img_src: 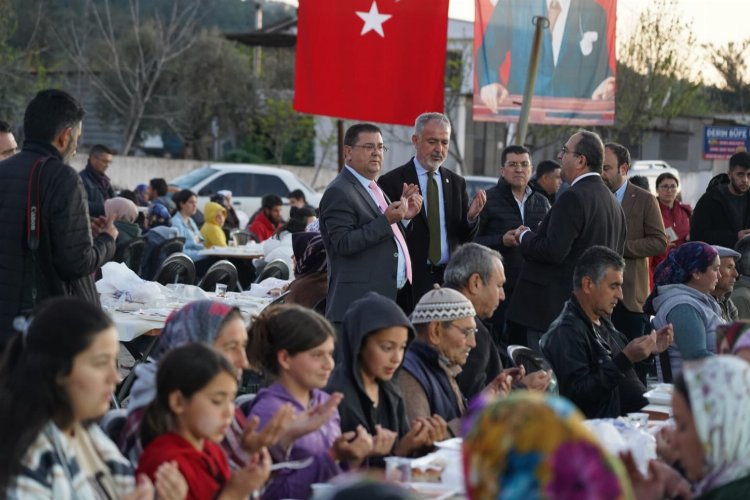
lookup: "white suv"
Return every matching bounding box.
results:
[628,160,681,194]
[170,164,322,218]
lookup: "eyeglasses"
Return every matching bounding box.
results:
[447,323,478,338]
[350,143,388,153]
[560,145,581,157]
[504,161,531,169]
[658,184,678,191]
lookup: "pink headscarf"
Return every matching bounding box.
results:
[104,197,138,223]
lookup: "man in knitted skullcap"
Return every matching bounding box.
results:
[397,286,514,436]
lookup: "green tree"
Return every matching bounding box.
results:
[153,29,257,160]
[705,39,750,114]
[252,97,314,165]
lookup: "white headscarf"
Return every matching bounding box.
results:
[682,355,750,494]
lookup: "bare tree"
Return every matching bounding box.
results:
[60,0,203,154]
[613,0,707,142]
[705,39,750,114]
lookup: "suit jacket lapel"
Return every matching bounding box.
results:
[621,182,637,218]
[342,168,381,219]
[440,166,454,224]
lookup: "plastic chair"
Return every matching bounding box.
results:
[198,259,239,292]
[153,252,196,285]
[140,236,185,280]
[507,345,559,395]
[113,237,146,274]
[255,259,290,282]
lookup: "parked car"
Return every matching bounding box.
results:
[628,160,681,195]
[464,175,497,199]
[170,164,322,219]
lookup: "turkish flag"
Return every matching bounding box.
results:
[294,0,449,126]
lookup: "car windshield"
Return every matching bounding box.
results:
[170,167,218,189]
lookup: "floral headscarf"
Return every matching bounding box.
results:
[462,392,633,500]
[152,300,238,361]
[715,321,750,354]
[682,356,750,495]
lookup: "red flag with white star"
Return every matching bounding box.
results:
[293,0,450,125]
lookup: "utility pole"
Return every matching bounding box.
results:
[515,16,548,145]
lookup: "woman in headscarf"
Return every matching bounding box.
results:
[672,356,750,498]
[462,392,634,499]
[119,300,255,467]
[283,232,328,309]
[105,196,141,247]
[644,242,724,380]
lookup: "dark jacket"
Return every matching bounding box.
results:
[401,340,463,422]
[325,292,414,464]
[691,173,750,248]
[529,176,555,205]
[540,296,647,419]
[456,315,502,399]
[79,162,114,217]
[475,178,550,291]
[507,174,626,332]
[0,141,116,341]
[378,159,479,302]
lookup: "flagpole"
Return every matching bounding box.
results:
[515,16,548,145]
[337,119,344,172]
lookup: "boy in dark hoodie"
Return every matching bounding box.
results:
[327,292,449,465]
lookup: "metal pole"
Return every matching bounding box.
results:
[337,120,344,172]
[515,16,548,145]
[254,3,263,77]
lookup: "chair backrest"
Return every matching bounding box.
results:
[153,252,196,285]
[198,259,238,292]
[114,237,146,273]
[256,259,290,282]
[140,236,186,280]
[507,345,559,395]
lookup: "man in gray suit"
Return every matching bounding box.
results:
[319,123,422,332]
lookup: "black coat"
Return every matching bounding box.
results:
[475,178,550,291]
[456,315,502,399]
[79,163,114,217]
[691,173,750,248]
[540,297,647,419]
[506,174,626,332]
[0,141,116,341]
[378,159,479,302]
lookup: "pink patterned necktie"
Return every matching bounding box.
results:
[368,181,412,283]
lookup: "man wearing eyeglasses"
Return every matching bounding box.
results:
[319,123,422,338]
[505,130,626,352]
[601,142,667,383]
[475,145,550,349]
[379,112,486,313]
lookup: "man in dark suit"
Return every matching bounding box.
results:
[505,129,626,351]
[477,0,614,112]
[379,113,486,310]
[319,123,422,331]
[600,143,667,367]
